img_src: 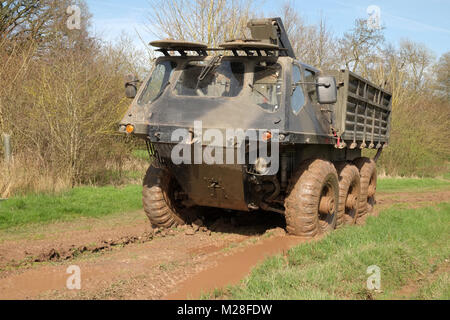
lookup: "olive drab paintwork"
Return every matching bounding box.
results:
[119,17,392,213]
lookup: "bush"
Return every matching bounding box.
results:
[368,96,450,177]
[0,30,149,196]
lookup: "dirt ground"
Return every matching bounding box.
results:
[0,190,448,300]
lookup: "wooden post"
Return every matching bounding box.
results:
[2,133,11,163]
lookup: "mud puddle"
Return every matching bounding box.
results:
[164,233,307,299]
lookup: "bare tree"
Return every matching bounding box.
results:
[0,0,44,39]
[434,51,450,100]
[146,0,257,47]
[398,39,435,92]
[0,0,139,188]
[360,44,409,107]
[338,19,384,72]
[1,0,90,43]
[279,2,337,69]
[0,0,92,132]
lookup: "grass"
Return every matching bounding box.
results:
[0,185,143,230]
[377,177,450,192]
[412,272,450,299]
[132,149,151,161]
[443,171,450,180]
[0,175,448,232]
[220,202,450,300]
[0,173,448,228]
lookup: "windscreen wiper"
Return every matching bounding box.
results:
[249,84,270,103]
[196,55,222,88]
[153,81,171,102]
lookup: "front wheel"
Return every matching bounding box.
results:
[142,165,196,228]
[285,159,339,237]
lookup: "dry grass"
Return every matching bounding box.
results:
[0,152,148,198]
[0,155,71,198]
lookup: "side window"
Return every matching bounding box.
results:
[251,62,282,112]
[304,69,317,103]
[291,65,305,114]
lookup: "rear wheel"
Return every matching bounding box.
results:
[142,165,196,228]
[285,159,339,237]
[335,163,360,227]
[354,157,377,217]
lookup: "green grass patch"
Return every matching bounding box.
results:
[224,202,450,300]
[132,149,151,161]
[0,185,143,230]
[442,171,450,180]
[377,177,450,192]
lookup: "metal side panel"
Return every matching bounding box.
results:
[328,69,392,149]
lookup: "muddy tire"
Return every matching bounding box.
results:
[285,159,339,237]
[142,165,196,228]
[335,162,361,228]
[353,157,377,217]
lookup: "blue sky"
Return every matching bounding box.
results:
[87,0,450,58]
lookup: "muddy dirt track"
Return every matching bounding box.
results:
[0,190,448,300]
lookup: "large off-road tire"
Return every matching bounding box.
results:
[353,157,377,217]
[335,162,361,228]
[142,165,196,228]
[285,159,339,237]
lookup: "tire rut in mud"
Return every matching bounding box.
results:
[1,209,285,271]
[2,232,156,270]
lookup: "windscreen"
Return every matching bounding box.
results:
[138,60,177,105]
[175,60,245,97]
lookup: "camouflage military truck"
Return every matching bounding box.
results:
[119,18,392,237]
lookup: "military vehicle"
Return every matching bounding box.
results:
[119,18,392,237]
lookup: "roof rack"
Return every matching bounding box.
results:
[150,40,208,56]
[150,17,296,58]
[150,39,287,57]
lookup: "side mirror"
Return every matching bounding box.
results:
[316,76,337,104]
[125,74,139,99]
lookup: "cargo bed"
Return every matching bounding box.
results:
[329,69,392,149]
